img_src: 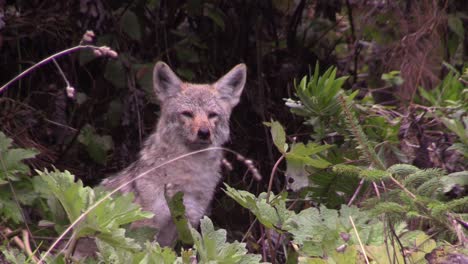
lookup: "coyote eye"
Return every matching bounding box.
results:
[181,111,193,118]
[208,112,218,119]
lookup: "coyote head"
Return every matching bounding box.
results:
[152,62,247,150]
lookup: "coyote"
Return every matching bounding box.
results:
[102,61,247,246]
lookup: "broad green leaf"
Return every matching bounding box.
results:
[126,226,158,247]
[166,191,193,244]
[121,10,141,41]
[191,216,262,263]
[264,120,288,153]
[285,143,332,191]
[0,132,38,183]
[97,240,177,264]
[223,184,293,230]
[284,205,384,259]
[35,169,152,251]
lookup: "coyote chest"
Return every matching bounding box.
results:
[102,61,247,246]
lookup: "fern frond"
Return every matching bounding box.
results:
[402,168,443,189]
[431,196,468,217]
[338,95,385,170]
[387,164,420,179]
[359,169,391,181]
[332,164,362,177]
[416,177,443,197]
[371,202,407,215]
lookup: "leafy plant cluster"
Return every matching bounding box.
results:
[0,136,262,263]
[1,61,467,263]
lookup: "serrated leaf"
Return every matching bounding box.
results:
[0,132,38,182]
[223,184,293,230]
[284,205,384,258]
[126,226,158,246]
[191,216,262,263]
[35,169,152,251]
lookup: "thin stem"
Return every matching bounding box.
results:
[266,155,285,203]
[241,218,258,243]
[22,229,40,263]
[0,45,101,94]
[347,178,365,206]
[372,182,381,199]
[389,175,416,199]
[349,216,370,264]
[52,59,71,87]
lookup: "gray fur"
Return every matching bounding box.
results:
[101,61,247,246]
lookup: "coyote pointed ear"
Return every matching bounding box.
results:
[214,63,247,108]
[153,61,182,101]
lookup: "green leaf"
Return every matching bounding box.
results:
[191,216,262,263]
[121,10,142,41]
[284,205,384,258]
[126,226,159,247]
[77,124,114,164]
[35,169,153,251]
[205,4,225,30]
[166,191,193,244]
[264,120,288,153]
[0,132,38,183]
[448,14,464,38]
[285,143,332,191]
[223,184,293,230]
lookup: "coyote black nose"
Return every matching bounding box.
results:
[197,128,210,140]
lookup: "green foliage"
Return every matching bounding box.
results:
[0,132,39,223]
[338,95,386,170]
[77,124,114,165]
[387,164,420,178]
[365,230,437,264]
[285,63,354,140]
[366,164,468,241]
[191,217,263,264]
[304,171,361,208]
[0,247,31,264]
[284,205,384,258]
[223,184,293,230]
[358,169,391,181]
[381,70,404,86]
[34,168,153,251]
[265,121,332,191]
[417,71,466,108]
[96,240,178,264]
[0,132,38,183]
[416,64,468,159]
[443,115,468,158]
